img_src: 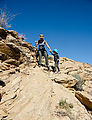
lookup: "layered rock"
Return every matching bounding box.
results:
[75,91,92,110]
[0,27,34,71]
[0,67,91,120]
[0,27,92,120]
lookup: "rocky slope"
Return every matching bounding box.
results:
[0,27,92,120]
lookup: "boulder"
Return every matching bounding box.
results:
[4,59,19,66]
[51,83,91,120]
[6,42,21,60]
[8,30,18,38]
[52,73,78,88]
[75,91,92,110]
[6,34,16,42]
[0,27,7,39]
[0,42,20,60]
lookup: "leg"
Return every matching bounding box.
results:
[54,62,57,72]
[44,51,49,66]
[39,51,42,65]
[57,61,60,72]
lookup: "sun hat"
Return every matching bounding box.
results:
[53,49,58,54]
[40,34,44,38]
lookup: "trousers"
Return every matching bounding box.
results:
[38,50,48,66]
[54,61,60,72]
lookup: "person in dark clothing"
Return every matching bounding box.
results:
[50,49,60,73]
[35,34,51,68]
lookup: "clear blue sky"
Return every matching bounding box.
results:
[0,0,92,65]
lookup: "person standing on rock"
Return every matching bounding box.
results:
[35,34,51,69]
[50,49,60,73]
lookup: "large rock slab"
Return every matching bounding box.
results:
[75,91,92,110]
[51,83,91,120]
[1,68,90,120]
[52,73,78,88]
[0,27,7,39]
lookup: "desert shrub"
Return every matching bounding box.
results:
[59,99,73,109]
[55,99,74,119]
[72,73,84,91]
[0,8,17,28]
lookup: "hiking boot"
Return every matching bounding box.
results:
[58,71,61,74]
[54,71,57,74]
[47,66,50,71]
[38,65,41,67]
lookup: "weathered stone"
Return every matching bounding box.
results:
[6,34,16,42]
[0,27,7,39]
[75,91,92,110]
[0,52,8,61]
[4,59,19,66]
[0,28,92,120]
[52,73,78,88]
[8,30,18,38]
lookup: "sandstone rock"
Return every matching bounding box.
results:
[1,62,10,70]
[0,42,13,58]
[6,34,16,42]
[52,73,78,88]
[8,30,18,38]
[0,109,8,119]
[75,91,92,110]
[3,68,90,120]
[0,93,2,101]
[18,34,24,40]
[0,52,8,61]
[61,61,79,70]
[3,92,17,101]
[0,28,92,120]
[4,59,19,66]
[52,83,91,120]
[21,42,32,50]
[83,80,92,96]
[0,27,7,39]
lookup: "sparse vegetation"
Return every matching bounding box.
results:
[55,99,74,119]
[72,73,84,91]
[0,8,17,28]
[59,99,73,109]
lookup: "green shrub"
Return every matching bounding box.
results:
[59,99,73,109]
[72,73,84,91]
[55,99,74,119]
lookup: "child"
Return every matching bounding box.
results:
[50,49,60,73]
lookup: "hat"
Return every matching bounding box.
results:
[40,34,44,38]
[53,49,58,53]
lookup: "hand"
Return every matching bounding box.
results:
[49,49,51,52]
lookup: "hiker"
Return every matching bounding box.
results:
[50,49,60,73]
[35,34,51,68]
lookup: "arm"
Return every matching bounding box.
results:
[45,41,51,51]
[57,55,59,61]
[35,41,38,47]
[49,50,54,55]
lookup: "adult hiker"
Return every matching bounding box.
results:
[35,34,51,68]
[50,49,60,73]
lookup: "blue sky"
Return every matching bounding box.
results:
[0,0,92,65]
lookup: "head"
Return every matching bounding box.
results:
[53,51,57,54]
[40,34,44,40]
[53,49,58,54]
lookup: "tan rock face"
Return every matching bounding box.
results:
[0,28,92,120]
[75,91,92,110]
[0,28,35,71]
[51,73,78,88]
[0,67,91,120]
